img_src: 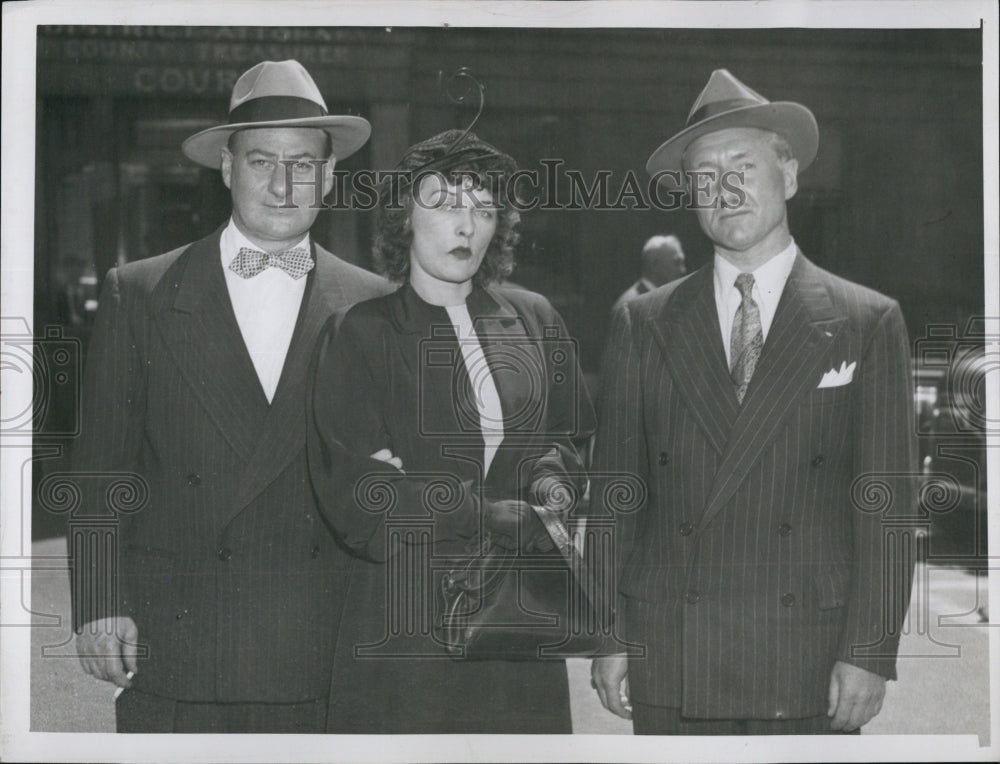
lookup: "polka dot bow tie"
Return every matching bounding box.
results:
[229,246,314,280]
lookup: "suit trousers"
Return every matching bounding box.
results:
[631,702,860,736]
[116,689,328,733]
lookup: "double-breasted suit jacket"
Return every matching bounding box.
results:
[593,253,917,720]
[70,226,391,703]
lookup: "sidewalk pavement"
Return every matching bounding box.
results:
[27,537,989,740]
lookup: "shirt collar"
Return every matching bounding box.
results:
[713,238,797,308]
[220,218,310,267]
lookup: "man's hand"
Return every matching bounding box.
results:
[827,660,886,731]
[370,448,404,472]
[76,616,138,688]
[591,653,632,720]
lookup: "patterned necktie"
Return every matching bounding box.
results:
[730,272,764,404]
[229,246,314,280]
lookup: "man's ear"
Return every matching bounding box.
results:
[782,157,799,201]
[322,155,337,199]
[220,146,234,190]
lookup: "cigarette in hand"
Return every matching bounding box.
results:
[113,671,135,699]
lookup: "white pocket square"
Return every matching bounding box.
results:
[817,361,857,388]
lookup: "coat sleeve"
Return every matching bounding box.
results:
[839,300,918,679]
[307,310,482,562]
[524,302,597,508]
[68,268,148,631]
[589,302,649,631]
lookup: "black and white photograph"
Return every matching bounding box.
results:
[1,1,997,762]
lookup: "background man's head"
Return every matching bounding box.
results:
[641,235,687,286]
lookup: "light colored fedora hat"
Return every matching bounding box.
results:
[182,60,371,169]
[646,69,818,178]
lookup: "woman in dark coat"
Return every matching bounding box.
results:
[308,129,595,733]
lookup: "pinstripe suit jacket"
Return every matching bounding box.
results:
[593,253,917,719]
[70,226,392,703]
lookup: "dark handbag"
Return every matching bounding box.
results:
[438,506,607,660]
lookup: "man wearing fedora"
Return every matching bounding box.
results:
[71,60,391,732]
[591,69,916,734]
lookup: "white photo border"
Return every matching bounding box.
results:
[2,1,998,762]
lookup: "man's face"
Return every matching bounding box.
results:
[684,127,798,263]
[661,246,687,283]
[221,127,334,251]
[646,243,687,286]
[668,249,687,281]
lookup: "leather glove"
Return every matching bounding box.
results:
[483,499,549,551]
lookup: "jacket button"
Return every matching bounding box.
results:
[311,545,321,559]
[781,592,796,607]
[217,547,232,561]
[175,612,184,620]
[679,521,694,536]
[187,473,202,486]
[685,590,700,604]
[811,455,824,468]
[778,523,792,536]
[658,451,669,466]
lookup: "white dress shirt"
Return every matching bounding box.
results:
[714,240,798,367]
[445,303,505,477]
[220,220,309,403]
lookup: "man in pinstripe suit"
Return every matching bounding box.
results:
[591,69,917,735]
[70,61,391,732]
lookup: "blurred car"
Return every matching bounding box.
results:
[915,344,989,567]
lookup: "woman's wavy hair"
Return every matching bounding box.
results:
[373,129,521,286]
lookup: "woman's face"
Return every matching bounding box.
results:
[408,175,499,292]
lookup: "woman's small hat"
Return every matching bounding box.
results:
[378,128,518,204]
[182,60,371,169]
[395,129,516,176]
[646,68,818,178]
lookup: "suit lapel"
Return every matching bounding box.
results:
[649,266,739,455]
[227,245,347,518]
[388,284,479,456]
[473,288,539,482]
[153,228,267,460]
[696,254,846,530]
